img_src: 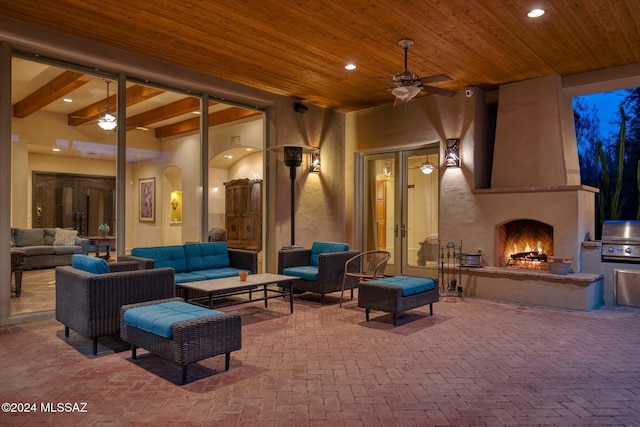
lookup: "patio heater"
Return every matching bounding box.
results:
[268,144,318,249]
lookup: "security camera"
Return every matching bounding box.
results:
[293,102,308,113]
[465,88,474,98]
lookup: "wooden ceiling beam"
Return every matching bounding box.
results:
[154,107,261,139]
[68,84,165,126]
[125,97,216,130]
[13,71,93,118]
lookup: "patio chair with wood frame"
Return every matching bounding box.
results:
[340,250,391,306]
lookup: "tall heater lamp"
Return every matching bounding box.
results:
[268,144,319,248]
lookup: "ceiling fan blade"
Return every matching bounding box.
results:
[421,85,457,97]
[419,74,452,84]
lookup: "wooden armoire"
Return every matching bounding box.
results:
[224,179,262,252]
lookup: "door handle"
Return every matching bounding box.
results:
[401,224,407,238]
[394,224,398,238]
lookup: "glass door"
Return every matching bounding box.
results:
[363,154,398,275]
[363,147,439,278]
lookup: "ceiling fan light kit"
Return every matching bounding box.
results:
[391,85,421,102]
[98,113,117,131]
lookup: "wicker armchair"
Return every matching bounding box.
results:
[55,261,175,355]
[278,242,360,304]
[339,250,390,306]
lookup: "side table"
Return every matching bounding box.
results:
[11,248,26,297]
[88,236,116,260]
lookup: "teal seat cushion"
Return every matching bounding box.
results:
[131,246,187,273]
[196,267,250,280]
[309,242,350,266]
[175,272,209,284]
[72,254,110,274]
[184,242,230,271]
[123,301,223,339]
[369,276,436,297]
[283,265,318,281]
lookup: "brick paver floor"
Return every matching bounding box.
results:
[1,293,639,426]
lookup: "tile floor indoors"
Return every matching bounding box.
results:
[1,289,639,426]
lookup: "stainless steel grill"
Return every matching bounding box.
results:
[601,220,640,262]
[601,220,640,308]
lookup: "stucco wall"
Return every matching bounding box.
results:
[265,101,347,272]
[346,91,481,253]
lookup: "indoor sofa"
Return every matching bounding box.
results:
[11,227,91,269]
[119,242,257,287]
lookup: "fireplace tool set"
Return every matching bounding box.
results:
[439,241,463,296]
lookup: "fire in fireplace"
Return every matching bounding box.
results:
[496,219,554,269]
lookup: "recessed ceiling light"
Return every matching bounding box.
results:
[63,98,73,103]
[527,8,545,18]
[224,154,233,159]
[52,148,61,152]
[246,148,253,151]
[192,111,201,115]
[345,63,357,70]
[136,126,149,131]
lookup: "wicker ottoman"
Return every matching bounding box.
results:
[121,297,242,384]
[357,276,439,326]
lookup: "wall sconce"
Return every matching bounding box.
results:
[445,138,460,167]
[310,150,321,173]
[420,161,435,174]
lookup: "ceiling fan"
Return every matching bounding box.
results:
[380,39,456,105]
[97,80,117,131]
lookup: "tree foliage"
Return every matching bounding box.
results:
[575,89,639,236]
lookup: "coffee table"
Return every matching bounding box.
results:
[178,273,298,313]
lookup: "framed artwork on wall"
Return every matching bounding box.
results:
[139,177,155,223]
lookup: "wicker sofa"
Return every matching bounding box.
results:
[11,227,91,269]
[118,242,257,287]
[55,255,175,355]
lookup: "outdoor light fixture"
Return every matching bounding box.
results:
[268,143,319,248]
[310,150,321,173]
[420,161,435,174]
[445,138,460,167]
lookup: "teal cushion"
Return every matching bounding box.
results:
[131,246,187,273]
[123,301,223,339]
[369,276,436,297]
[309,242,349,266]
[283,265,318,281]
[184,242,230,271]
[175,272,209,284]
[196,267,250,280]
[72,254,110,274]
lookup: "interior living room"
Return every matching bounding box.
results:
[1,2,640,425]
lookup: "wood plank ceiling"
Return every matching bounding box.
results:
[2,0,640,117]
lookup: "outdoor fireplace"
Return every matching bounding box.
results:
[496,219,553,269]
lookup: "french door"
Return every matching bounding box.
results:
[362,147,439,278]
